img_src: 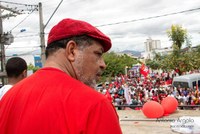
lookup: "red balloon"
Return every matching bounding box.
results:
[142,101,164,118]
[161,96,178,115]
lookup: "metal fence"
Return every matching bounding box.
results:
[114,105,200,109]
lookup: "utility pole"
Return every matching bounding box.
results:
[0,2,23,85]
[0,4,6,84]
[39,0,63,66]
[39,2,46,66]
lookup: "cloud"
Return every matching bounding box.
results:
[2,0,200,55]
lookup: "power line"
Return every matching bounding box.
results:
[0,1,38,14]
[12,7,200,39]
[44,0,63,28]
[96,7,200,27]
[7,6,200,39]
[0,1,37,6]
[9,8,37,32]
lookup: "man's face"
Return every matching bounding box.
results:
[73,40,106,88]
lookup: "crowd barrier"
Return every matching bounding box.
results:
[114,105,200,109]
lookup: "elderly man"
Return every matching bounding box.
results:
[0,18,122,134]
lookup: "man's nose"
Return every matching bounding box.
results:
[99,59,106,70]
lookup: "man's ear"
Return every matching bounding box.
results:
[65,40,77,62]
[22,69,27,78]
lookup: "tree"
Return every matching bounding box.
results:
[145,59,160,70]
[167,24,189,50]
[165,24,191,74]
[101,52,138,82]
[153,52,162,61]
[28,63,40,73]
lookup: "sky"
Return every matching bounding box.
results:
[2,0,200,56]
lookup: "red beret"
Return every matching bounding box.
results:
[47,18,111,52]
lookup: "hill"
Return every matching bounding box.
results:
[120,50,142,57]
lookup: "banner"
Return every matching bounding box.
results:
[123,84,132,105]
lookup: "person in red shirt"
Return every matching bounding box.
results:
[0,18,122,134]
[152,91,159,102]
[159,91,167,102]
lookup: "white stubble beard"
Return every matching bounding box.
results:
[74,52,97,89]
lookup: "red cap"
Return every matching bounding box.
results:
[47,18,111,52]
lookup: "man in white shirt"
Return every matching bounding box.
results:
[0,57,27,100]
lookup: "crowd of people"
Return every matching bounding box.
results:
[97,70,200,110]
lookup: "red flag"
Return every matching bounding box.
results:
[140,64,149,77]
[121,74,125,84]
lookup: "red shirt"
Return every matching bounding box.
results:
[152,95,159,102]
[0,68,122,134]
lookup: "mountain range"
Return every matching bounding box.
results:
[120,50,142,57]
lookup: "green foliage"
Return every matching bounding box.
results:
[147,46,200,75]
[101,52,138,81]
[28,63,40,73]
[196,45,200,53]
[145,59,160,70]
[167,24,189,50]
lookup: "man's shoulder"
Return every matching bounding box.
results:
[0,85,13,92]
[69,81,108,103]
[0,85,13,99]
[0,85,12,89]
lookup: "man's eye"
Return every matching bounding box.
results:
[95,52,103,56]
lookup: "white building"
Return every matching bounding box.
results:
[145,38,161,52]
[143,38,161,59]
[153,47,173,57]
[142,38,173,60]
